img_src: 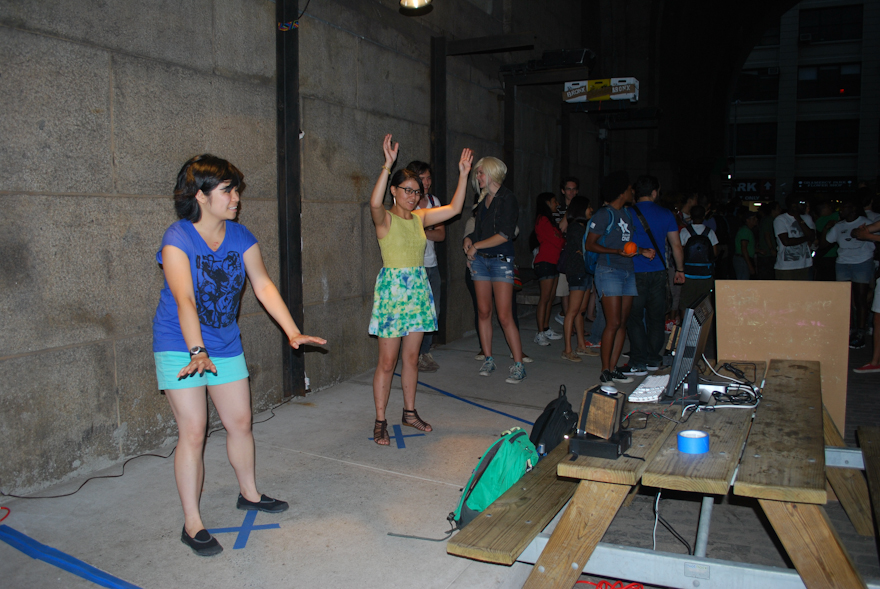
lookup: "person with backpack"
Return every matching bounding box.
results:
[585,172,655,385]
[679,205,719,309]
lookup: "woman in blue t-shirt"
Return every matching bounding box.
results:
[584,171,654,385]
[153,155,326,556]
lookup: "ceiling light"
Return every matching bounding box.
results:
[401,0,432,8]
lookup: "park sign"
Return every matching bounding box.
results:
[564,78,639,103]
[734,178,775,200]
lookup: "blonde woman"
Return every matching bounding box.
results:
[463,157,526,384]
[369,135,473,445]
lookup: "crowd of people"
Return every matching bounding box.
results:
[152,140,878,556]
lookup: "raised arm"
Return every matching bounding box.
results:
[243,244,327,349]
[370,134,398,238]
[162,245,217,378]
[416,148,473,228]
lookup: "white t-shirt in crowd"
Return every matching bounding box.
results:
[825,216,875,264]
[679,224,719,247]
[774,213,816,270]
[415,194,439,268]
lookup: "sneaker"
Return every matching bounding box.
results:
[418,353,439,373]
[533,331,551,346]
[620,350,630,359]
[181,526,223,557]
[582,341,601,350]
[599,369,615,384]
[474,351,485,361]
[854,363,880,374]
[619,364,648,377]
[646,363,660,372]
[479,357,496,376]
[510,353,534,363]
[236,493,289,513]
[561,351,582,363]
[544,328,563,340]
[850,336,866,350]
[506,362,527,384]
[610,368,634,384]
[554,313,565,326]
[576,346,599,357]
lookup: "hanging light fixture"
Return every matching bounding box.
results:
[400,0,432,9]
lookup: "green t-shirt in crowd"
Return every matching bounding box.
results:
[735,225,755,258]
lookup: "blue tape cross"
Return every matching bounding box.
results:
[0,524,142,589]
[207,510,280,549]
[370,424,425,449]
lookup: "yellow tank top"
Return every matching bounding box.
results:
[378,213,427,268]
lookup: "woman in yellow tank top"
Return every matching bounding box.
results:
[368,134,473,445]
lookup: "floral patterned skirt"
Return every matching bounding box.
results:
[368,267,437,338]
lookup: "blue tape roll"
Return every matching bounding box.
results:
[677,430,709,454]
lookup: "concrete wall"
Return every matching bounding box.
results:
[0,0,584,493]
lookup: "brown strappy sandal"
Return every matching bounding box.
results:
[373,419,390,446]
[402,409,432,432]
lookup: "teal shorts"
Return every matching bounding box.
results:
[154,352,249,391]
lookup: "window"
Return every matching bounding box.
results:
[795,120,859,154]
[734,69,780,102]
[798,64,861,98]
[799,5,863,43]
[730,123,777,156]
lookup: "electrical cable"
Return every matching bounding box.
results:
[652,491,692,555]
[0,394,295,501]
[297,0,312,19]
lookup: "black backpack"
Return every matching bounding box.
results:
[682,224,715,278]
[529,385,579,453]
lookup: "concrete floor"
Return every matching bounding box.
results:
[2,318,879,589]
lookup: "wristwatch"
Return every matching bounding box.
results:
[189,346,208,358]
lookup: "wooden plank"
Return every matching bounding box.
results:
[734,360,827,504]
[760,499,866,589]
[858,426,880,538]
[447,443,578,565]
[558,405,678,485]
[522,480,630,589]
[826,409,873,536]
[642,361,763,495]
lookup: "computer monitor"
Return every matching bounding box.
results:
[664,293,714,402]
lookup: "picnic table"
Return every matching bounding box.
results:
[450,359,874,589]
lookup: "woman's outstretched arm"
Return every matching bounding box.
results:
[243,244,327,349]
[163,245,218,378]
[370,134,398,238]
[416,148,473,228]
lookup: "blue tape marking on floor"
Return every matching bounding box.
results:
[369,424,425,448]
[395,373,534,426]
[0,524,142,589]
[207,510,281,549]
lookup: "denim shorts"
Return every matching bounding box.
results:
[595,264,638,298]
[566,273,592,291]
[836,259,875,284]
[534,261,559,281]
[470,254,515,284]
[154,351,249,391]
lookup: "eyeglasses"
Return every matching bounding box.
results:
[394,186,423,197]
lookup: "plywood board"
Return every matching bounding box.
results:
[715,280,850,432]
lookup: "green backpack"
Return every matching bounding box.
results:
[448,427,539,529]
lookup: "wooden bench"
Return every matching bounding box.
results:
[735,359,866,589]
[446,441,578,565]
[857,426,880,540]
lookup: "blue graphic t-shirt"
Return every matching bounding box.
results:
[152,220,258,357]
[631,201,678,273]
[588,206,634,271]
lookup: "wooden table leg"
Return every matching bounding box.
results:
[523,480,629,589]
[759,499,866,589]
[826,407,874,536]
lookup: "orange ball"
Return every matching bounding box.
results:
[624,242,638,255]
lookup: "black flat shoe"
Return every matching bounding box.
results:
[236,493,289,513]
[181,526,223,557]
